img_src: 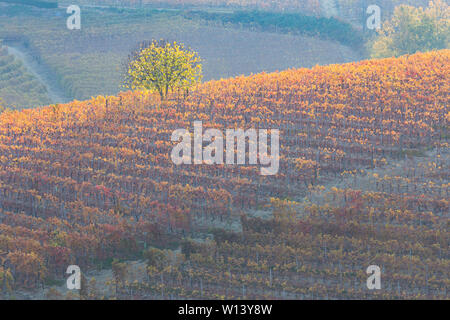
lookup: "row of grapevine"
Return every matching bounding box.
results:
[0,50,448,292]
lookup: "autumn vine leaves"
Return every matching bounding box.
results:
[0,50,448,296]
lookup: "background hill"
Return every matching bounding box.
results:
[62,0,432,22]
[0,3,361,108]
[0,50,448,299]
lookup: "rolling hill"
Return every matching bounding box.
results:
[0,50,448,298]
[0,3,361,103]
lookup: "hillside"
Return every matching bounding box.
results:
[0,50,448,299]
[0,3,361,103]
[0,46,51,109]
[63,0,432,22]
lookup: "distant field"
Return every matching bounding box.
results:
[0,46,51,109]
[0,4,361,103]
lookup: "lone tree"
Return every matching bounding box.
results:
[123,40,202,100]
[370,0,449,58]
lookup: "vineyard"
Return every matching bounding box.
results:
[0,50,448,298]
[0,46,51,109]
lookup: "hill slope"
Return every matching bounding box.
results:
[0,50,448,298]
[0,46,51,109]
[0,4,361,103]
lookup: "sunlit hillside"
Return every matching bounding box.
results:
[0,50,448,299]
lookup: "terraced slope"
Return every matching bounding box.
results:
[0,50,448,298]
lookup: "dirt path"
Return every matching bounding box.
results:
[6,45,71,104]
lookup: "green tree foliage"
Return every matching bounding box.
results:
[123,40,202,100]
[371,0,449,58]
